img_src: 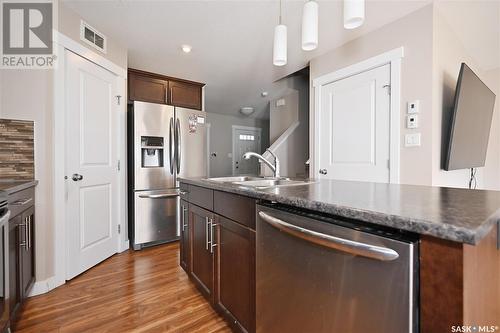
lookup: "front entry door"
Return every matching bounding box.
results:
[232,127,261,175]
[65,50,119,280]
[317,64,391,183]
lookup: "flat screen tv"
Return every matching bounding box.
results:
[444,63,496,171]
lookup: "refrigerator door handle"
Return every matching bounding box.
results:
[169,117,175,175]
[176,118,181,174]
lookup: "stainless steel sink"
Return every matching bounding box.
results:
[205,176,263,183]
[233,179,315,188]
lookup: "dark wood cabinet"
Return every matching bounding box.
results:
[8,214,22,319]
[7,186,36,328]
[189,204,215,300]
[128,68,204,110]
[181,184,256,333]
[128,72,168,104]
[169,80,202,110]
[214,216,255,333]
[179,200,190,272]
[20,207,35,298]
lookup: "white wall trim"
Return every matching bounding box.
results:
[311,47,403,183]
[231,125,262,175]
[54,32,126,78]
[28,276,65,297]
[51,34,127,296]
[206,123,211,177]
[262,121,300,159]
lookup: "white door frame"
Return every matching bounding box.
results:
[311,47,404,184]
[231,125,262,175]
[44,32,128,295]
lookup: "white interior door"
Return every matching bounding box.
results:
[317,64,391,182]
[65,50,119,280]
[232,127,261,175]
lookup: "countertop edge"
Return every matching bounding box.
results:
[179,178,500,245]
[1,180,39,194]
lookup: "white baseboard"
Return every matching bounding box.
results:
[28,276,66,297]
[119,240,129,253]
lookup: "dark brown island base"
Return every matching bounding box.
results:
[179,178,500,333]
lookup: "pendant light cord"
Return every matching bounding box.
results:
[279,0,282,24]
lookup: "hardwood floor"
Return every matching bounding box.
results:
[14,242,231,333]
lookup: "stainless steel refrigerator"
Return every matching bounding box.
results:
[128,101,207,250]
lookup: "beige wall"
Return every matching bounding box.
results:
[432,6,500,190]
[58,2,127,69]
[310,5,434,185]
[0,70,54,280]
[270,92,299,144]
[0,1,127,282]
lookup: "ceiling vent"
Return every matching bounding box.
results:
[80,20,106,53]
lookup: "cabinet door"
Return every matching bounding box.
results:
[8,215,23,318]
[128,72,168,104]
[214,216,255,333]
[169,80,202,110]
[179,200,190,272]
[189,204,214,300]
[20,207,35,298]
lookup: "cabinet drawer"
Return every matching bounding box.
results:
[179,182,189,201]
[8,187,34,218]
[188,185,213,211]
[214,191,256,229]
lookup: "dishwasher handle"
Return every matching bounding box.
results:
[138,193,179,199]
[258,211,399,261]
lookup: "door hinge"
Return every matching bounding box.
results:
[387,159,391,169]
[117,160,121,171]
[116,95,122,105]
[383,84,391,95]
[118,225,121,234]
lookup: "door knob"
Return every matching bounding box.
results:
[72,173,84,181]
[319,169,328,175]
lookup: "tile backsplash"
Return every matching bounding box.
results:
[0,119,34,180]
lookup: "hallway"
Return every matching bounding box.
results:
[14,243,230,333]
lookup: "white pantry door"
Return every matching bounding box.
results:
[317,64,391,182]
[65,50,119,280]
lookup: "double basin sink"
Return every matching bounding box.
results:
[205,176,314,189]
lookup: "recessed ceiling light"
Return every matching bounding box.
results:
[181,45,192,53]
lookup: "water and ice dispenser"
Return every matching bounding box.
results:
[141,136,164,168]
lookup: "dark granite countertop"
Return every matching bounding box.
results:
[0,179,38,194]
[179,177,500,245]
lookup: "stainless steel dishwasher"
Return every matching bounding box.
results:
[256,204,418,333]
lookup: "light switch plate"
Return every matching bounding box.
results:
[407,100,420,114]
[405,133,421,147]
[407,114,419,129]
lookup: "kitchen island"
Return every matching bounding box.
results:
[179,177,500,333]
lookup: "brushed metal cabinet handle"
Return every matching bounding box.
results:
[205,216,210,250]
[182,206,188,232]
[258,211,399,261]
[10,198,32,206]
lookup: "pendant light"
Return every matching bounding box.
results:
[273,0,287,66]
[344,0,365,29]
[301,0,318,51]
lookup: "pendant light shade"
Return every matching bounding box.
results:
[344,0,365,29]
[301,0,318,51]
[273,24,287,66]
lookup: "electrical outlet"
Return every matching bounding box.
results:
[405,133,421,147]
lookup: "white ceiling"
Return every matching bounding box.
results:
[63,0,435,118]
